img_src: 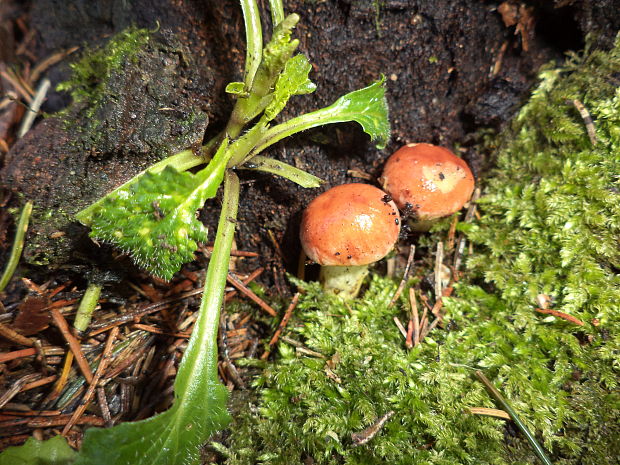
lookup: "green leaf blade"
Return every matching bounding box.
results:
[321,77,390,149]
[0,436,77,465]
[251,78,391,158]
[86,143,229,280]
[75,381,229,465]
[88,167,208,280]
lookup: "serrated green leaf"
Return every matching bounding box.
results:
[260,13,300,79]
[251,78,391,156]
[87,141,230,280]
[0,436,77,465]
[230,13,301,126]
[264,54,316,121]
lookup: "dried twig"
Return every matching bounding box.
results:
[0,346,63,364]
[434,241,444,299]
[351,411,395,446]
[20,375,57,392]
[132,323,191,338]
[17,78,51,138]
[281,336,326,359]
[62,327,119,434]
[29,47,79,84]
[204,245,259,257]
[389,246,415,307]
[227,272,277,317]
[567,99,597,146]
[535,308,584,326]
[50,308,94,384]
[261,293,301,360]
[0,373,41,408]
[97,387,113,426]
[408,287,420,348]
[467,407,510,420]
[393,317,407,339]
[0,322,34,346]
[224,267,264,302]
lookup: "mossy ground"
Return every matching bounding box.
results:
[57,28,151,114]
[221,38,620,464]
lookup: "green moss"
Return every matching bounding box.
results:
[224,38,620,464]
[57,28,150,114]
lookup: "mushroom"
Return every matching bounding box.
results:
[379,143,475,230]
[300,183,401,299]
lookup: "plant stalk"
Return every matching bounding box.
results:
[73,283,103,334]
[269,0,285,27]
[177,171,240,388]
[0,201,33,292]
[475,370,553,465]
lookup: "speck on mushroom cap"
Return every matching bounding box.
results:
[379,143,475,220]
[300,183,401,266]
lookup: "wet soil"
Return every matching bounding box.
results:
[1,0,619,283]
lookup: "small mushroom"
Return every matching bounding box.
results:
[379,143,475,230]
[300,183,401,299]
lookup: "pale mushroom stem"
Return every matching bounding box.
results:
[319,264,369,300]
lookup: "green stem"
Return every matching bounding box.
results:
[269,0,285,27]
[76,149,203,225]
[177,171,240,389]
[241,105,343,164]
[73,283,103,333]
[0,201,33,292]
[475,370,554,465]
[240,0,263,93]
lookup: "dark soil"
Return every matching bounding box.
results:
[1,0,618,280]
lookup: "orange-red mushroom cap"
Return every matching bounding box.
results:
[300,183,401,266]
[379,143,475,220]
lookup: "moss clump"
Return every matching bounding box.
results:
[57,28,150,113]
[223,37,620,464]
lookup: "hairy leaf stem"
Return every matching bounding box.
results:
[181,171,240,388]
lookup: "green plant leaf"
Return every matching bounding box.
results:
[250,77,391,158]
[227,13,301,131]
[86,141,230,280]
[76,149,204,227]
[74,381,229,465]
[264,54,316,121]
[0,436,77,465]
[259,13,300,81]
[75,174,240,465]
[242,155,323,187]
